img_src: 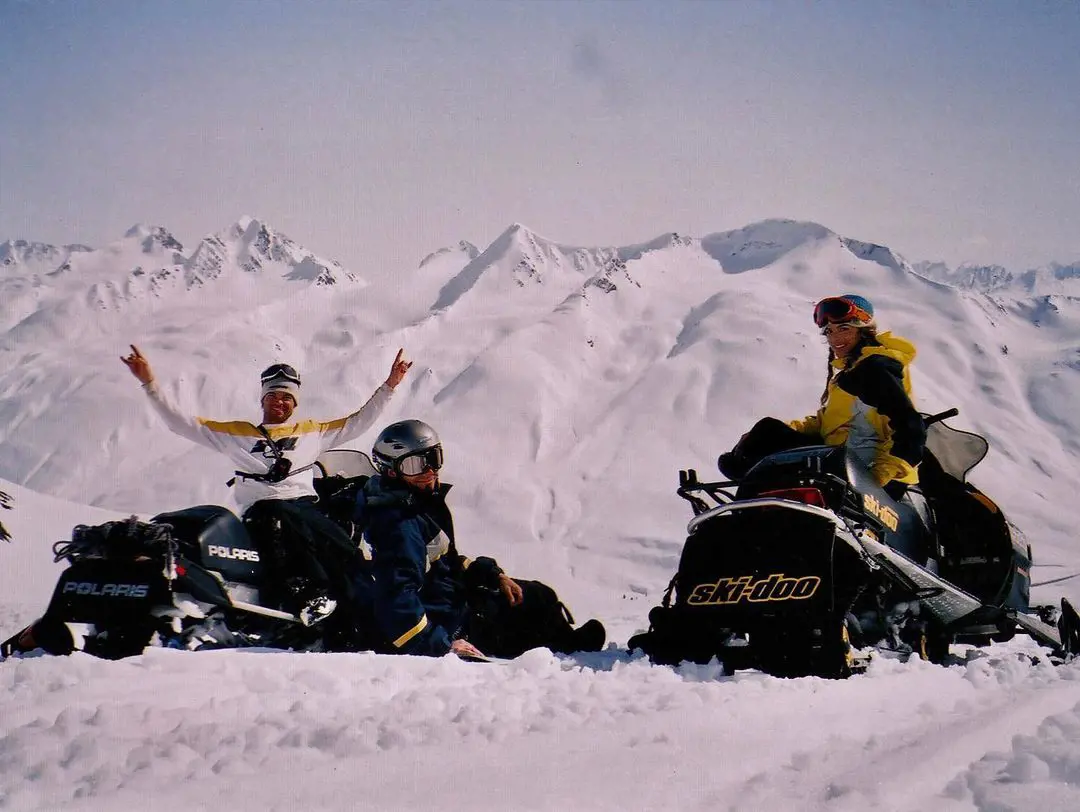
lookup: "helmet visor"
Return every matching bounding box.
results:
[395,445,444,477]
[261,363,300,386]
[813,297,871,328]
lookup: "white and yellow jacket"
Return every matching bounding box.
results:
[789,332,926,486]
[143,381,394,511]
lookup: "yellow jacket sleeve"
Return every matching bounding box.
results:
[788,414,822,437]
[870,454,918,487]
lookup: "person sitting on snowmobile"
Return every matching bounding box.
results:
[718,294,926,500]
[120,344,411,625]
[360,420,606,659]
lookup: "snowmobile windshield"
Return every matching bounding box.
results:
[315,450,379,480]
[924,419,988,481]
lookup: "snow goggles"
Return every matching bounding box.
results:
[260,363,300,386]
[813,297,873,328]
[394,445,444,477]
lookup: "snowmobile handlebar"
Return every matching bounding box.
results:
[924,408,959,427]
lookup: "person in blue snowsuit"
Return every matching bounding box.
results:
[358,420,522,658]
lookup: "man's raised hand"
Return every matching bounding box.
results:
[121,345,154,385]
[385,348,413,390]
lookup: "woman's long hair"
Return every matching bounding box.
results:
[819,325,879,406]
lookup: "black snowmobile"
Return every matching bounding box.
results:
[629,410,1080,677]
[1,450,380,661]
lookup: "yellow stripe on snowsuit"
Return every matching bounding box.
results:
[393,614,429,648]
[195,419,263,437]
[194,418,333,439]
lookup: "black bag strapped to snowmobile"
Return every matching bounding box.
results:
[466,578,604,658]
[52,516,176,564]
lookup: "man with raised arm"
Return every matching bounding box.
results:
[121,345,412,625]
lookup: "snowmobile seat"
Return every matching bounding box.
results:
[153,505,262,583]
[152,505,247,553]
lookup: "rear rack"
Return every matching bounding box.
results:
[677,467,889,539]
[686,498,841,535]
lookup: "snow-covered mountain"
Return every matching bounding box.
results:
[699,219,912,277]
[2,213,1078,605]
[915,258,1080,297]
[3,215,1080,811]
[419,239,480,269]
[182,216,360,288]
[1,239,94,272]
[430,222,639,312]
[0,217,360,334]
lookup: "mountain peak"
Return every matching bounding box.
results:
[123,223,154,240]
[500,222,557,246]
[700,219,837,274]
[122,224,184,254]
[419,240,480,269]
[181,216,357,288]
[840,236,909,275]
[232,214,259,234]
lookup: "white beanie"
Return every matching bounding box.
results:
[261,378,299,405]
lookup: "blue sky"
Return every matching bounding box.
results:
[2,0,1078,274]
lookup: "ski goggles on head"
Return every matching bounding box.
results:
[260,363,300,386]
[394,445,444,477]
[813,297,873,328]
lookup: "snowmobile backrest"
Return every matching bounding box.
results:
[151,505,262,582]
[923,418,988,482]
[311,450,378,534]
[314,449,378,480]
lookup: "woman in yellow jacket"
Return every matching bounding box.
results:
[719,294,926,500]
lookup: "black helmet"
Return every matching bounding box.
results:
[372,420,444,476]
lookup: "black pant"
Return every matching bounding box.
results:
[243,497,361,608]
[719,417,910,502]
[718,417,810,481]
